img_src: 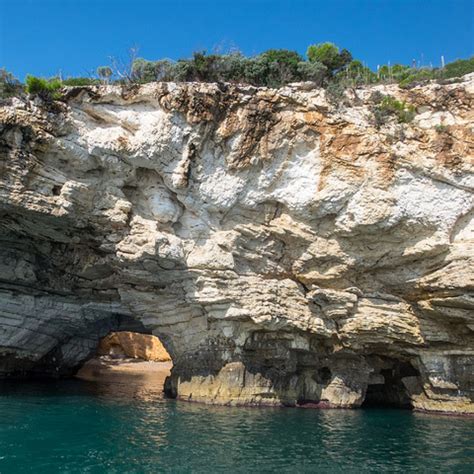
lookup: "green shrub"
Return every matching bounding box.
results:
[371,107,388,128]
[258,49,303,86]
[0,68,22,98]
[306,42,352,75]
[297,61,327,85]
[396,58,474,88]
[346,60,364,80]
[371,94,416,127]
[25,75,62,100]
[242,56,268,85]
[307,42,338,67]
[188,51,215,81]
[325,81,348,106]
[172,60,193,81]
[376,63,412,83]
[131,58,156,82]
[260,49,302,65]
[369,90,385,105]
[442,56,474,78]
[338,60,378,86]
[213,54,248,83]
[399,68,436,88]
[62,77,99,86]
[154,59,177,81]
[97,66,112,83]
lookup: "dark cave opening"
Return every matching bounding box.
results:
[362,359,419,409]
[317,366,332,384]
[52,185,62,196]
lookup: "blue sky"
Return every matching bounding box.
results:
[1,0,473,80]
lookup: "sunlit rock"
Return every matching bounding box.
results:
[0,76,473,413]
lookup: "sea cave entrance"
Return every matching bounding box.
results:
[76,331,174,395]
[361,357,419,409]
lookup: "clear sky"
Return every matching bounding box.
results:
[1,0,473,80]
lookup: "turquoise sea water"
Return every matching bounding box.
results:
[0,377,473,473]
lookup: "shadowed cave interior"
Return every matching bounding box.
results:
[361,358,420,409]
[76,332,420,409]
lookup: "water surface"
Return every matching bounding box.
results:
[0,377,472,473]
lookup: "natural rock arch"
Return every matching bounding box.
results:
[0,79,473,414]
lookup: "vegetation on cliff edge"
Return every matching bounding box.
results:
[1,44,473,102]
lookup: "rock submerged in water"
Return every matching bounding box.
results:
[0,76,473,414]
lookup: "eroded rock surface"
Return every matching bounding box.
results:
[98,331,171,361]
[0,76,473,413]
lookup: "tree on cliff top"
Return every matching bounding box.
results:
[97,66,112,84]
[307,42,352,75]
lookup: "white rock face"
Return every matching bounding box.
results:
[0,77,473,413]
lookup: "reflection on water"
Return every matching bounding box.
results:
[0,374,473,473]
[75,358,172,401]
[82,376,166,402]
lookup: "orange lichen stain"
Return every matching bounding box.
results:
[117,135,130,151]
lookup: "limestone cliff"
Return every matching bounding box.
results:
[0,75,473,413]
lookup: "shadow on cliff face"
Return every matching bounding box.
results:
[163,329,423,410]
[31,316,155,377]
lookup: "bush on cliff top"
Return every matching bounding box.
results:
[7,48,474,103]
[25,75,62,100]
[117,50,474,91]
[307,42,352,75]
[0,68,22,99]
[130,49,311,87]
[62,77,100,86]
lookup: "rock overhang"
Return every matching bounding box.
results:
[0,76,473,413]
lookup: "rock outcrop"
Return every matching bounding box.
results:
[0,76,473,413]
[98,331,171,361]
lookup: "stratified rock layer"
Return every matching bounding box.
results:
[0,76,473,413]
